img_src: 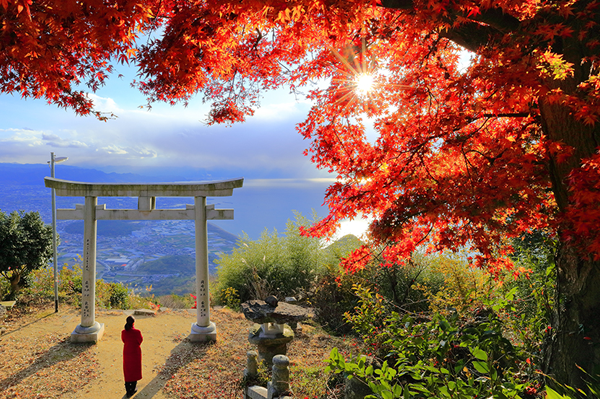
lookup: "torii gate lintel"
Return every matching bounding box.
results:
[44,177,243,343]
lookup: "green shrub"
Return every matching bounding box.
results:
[214,211,326,303]
[18,263,159,310]
[108,281,130,309]
[0,278,9,300]
[0,210,53,299]
[544,365,600,398]
[311,249,447,336]
[310,235,368,335]
[156,294,195,309]
[217,286,241,310]
[326,265,548,399]
[22,264,82,305]
[412,252,490,316]
[504,231,556,367]
[311,268,369,335]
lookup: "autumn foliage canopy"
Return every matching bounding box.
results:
[2,0,600,274]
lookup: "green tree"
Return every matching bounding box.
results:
[0,210,53,299]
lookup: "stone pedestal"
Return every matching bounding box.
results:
[248,323,294,366]
[190,321,217,342]
[71,322,105,343]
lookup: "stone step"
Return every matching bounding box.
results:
[0,301,16,310]
[133,308,156,316]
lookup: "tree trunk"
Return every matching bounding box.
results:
[8,271,21,300]
[545,245,600,391]
[538,37,600,389]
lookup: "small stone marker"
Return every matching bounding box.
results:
[245,350,259,378]
[267,355,290,399]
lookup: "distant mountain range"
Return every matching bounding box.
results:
[0,162,167,185]
[0,162,331,239]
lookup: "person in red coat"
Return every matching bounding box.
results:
[122,316,143,397]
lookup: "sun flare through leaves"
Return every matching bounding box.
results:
[354,73,375,97]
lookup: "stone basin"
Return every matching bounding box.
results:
[241,299,313,325]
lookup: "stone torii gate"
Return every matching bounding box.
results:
[44,177,243,343]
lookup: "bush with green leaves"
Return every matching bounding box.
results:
[311,246,446,336]
[23,264,83,306]
[156,293,195,309]
[23,264,156,310]
[328,306,538,398]
[324,271,553,399]
[214,211,326,303]
[310,234,367,334]
[95,279,130,309]
[0,210,53,299]
[504,231,556,368]
[544,366,600,398]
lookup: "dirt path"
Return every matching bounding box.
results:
[71,309,201,399]
[1,306,254,399]
[1,305,360,398]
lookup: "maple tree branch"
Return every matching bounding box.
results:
[482,112,532,118]
[437,24,498,54]
[379,0,521,53]
[379,0,520,31]
[464,112,535,124]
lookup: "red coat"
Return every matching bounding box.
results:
[122,327,143,382]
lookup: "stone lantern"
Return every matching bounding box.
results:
[241,297,312,366]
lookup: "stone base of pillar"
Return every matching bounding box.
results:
[190,321,217,342]
[71,322,105,343]
[245,386,268,399]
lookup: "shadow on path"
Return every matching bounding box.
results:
[1,312,55,338]
[135,337,212,399]
[0,337,92,391]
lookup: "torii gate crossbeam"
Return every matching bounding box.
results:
[44,177,243,343]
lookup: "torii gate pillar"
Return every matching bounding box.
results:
[73,196,104,342]
[190,196,215,341]
[45,177,243,343]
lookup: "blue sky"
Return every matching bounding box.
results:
[0,66,371,239]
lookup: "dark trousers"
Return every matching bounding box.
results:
[125,381,137,395]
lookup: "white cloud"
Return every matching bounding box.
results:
[88,93,122,113]
[99,145,128,155]
[254,101,306,120]
[42,133,89,148]
[0,84,323,179]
